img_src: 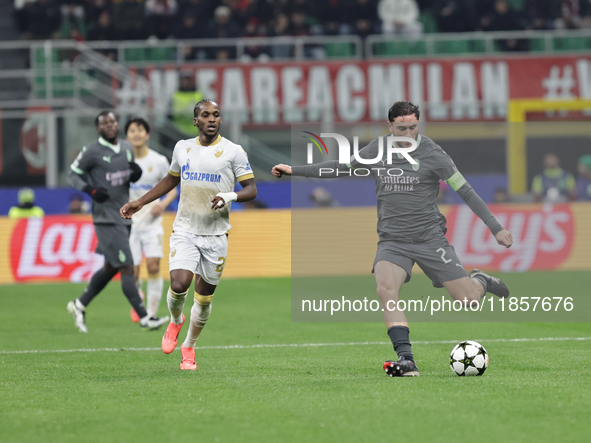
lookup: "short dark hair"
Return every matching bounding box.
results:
[125,117,150,134]
[388,101,420,122]
[193,99,218,117]
[95,110,115,126]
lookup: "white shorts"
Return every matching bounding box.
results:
[130,224,164,266]
[168,231,228,285]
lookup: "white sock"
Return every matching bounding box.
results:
[146,275,163,317]
[75,299,85,311]
[183,299,212,349]
[167,288,188,324]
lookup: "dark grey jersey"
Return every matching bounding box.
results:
[354,135,456,241]
[68,137,135,225]
[292,134,502,242]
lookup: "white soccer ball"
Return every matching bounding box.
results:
[449,340,489,376]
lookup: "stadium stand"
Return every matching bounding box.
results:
[1,0,591,191]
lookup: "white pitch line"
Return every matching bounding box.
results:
[1,336,591,355]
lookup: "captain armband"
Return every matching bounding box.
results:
[446,171,467,191]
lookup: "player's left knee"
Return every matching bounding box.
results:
[147,264,160,275]
[376,284,398,301]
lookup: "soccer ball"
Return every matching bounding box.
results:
[449,340,489,376]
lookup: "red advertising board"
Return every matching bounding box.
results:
[115,55,591,125]
[9,216,103,283]
[445,204,574,272]
[1,204,587,283]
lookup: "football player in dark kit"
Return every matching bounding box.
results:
[66,111,168,333]
[273,101,513,377]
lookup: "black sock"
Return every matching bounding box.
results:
[387,326,414,362]
[472,275,488,293]
[121,274,148,318]
[79,267,117,307]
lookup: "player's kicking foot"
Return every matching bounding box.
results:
[180,345,197,370]
[130,289,145,323]
[384,357,420,377]
[469,269,510,298]
[67,300,88,333]
[140,316,169,331]
[161,315,185,354]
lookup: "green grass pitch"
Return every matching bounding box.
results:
[1,271,590,443]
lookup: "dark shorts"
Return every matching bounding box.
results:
[373,234,468,288]
[94,223,133,267]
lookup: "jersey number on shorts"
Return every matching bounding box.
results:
[436,248,452,264]
[215,257,226,273]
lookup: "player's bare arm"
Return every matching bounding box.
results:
[121,173,180,218]
[211,178,257,210]
[272,164,292,177]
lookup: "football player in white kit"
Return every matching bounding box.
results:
[125,118,178,323]
[120,100,257,370]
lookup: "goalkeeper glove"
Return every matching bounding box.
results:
[129,162,142,183]
[83,185,109,203]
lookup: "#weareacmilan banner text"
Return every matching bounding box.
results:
[115,55,591,125]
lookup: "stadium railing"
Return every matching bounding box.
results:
[365,29,591,58]
[52,35,364,66]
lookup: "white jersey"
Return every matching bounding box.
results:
[129,148,171,229]
[169,134,254,235]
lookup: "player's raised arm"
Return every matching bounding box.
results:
[272,164,292,177]
[444,169,513,249]
[273,138,382,179]
[290,160,347,178]
[121,173,180,218]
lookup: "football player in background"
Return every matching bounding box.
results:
[125,117,178,324]
[121,100,257,370]
[66,111,168,333]
[272,101,513,377]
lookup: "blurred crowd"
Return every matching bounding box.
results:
[13,0,591,43]
[531,153,591,203]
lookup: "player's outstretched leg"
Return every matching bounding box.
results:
[469,269,509,298]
